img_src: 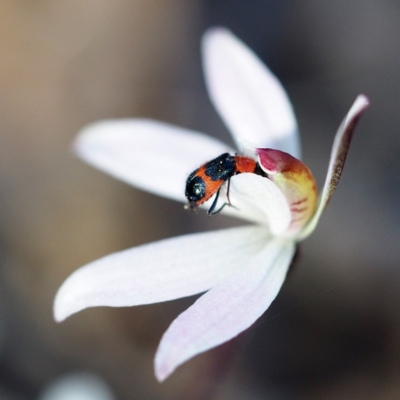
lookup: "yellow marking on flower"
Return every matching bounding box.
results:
[256,149,317,234]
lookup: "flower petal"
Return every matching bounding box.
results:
[202,28,300,158]
[256,149,317,234]
[54,226,269,322]
[299,95,370,240]
[217,173,291,234]
[74,119,234,202]
[154,237,295,381]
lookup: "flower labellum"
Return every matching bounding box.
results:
[53,28,369,382]
[256,148,318,235]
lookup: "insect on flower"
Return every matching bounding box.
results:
[53,28,369,382]
[185,152,265,214]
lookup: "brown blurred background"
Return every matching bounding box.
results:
[0,1,399,399]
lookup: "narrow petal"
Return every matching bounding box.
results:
[74,119,234,202]
[154,237,295,381]
[299,95,370,239]
[54,226,269,322]
[202,28,300,158]
[218,173,291,234]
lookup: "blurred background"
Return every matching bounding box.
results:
[0,1,399,399]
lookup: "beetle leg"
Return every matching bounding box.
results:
[208,179,238,215]
[226,176,232,205]
[208,188,222,215]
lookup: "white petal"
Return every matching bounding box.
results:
[74,119,234,202]
[299,95,370,240]
[54,226,269,322]
[154,237,295,381]
[39,373,115,400]
[218,173,291,234]
[202,28,300,158]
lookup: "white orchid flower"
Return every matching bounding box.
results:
[53,28,369,382]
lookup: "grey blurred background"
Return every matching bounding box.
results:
[0,1,399,399]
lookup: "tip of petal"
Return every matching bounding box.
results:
[349,94,370,116]
[201,27,235,68]
[72,120,114,160]
[53,284,75,323]
[53,272,91,323]
[154,364,169,383]
[202,26,231,45]
[355,93,370,107]
[154,351,177,382]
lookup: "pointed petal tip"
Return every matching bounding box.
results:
[202,26,231,42]
[201,27,233,59]
[342,95,370,130]
[53,270,94,323]
[72,123,89,156]
[352,94,370,113]
[345,94,370,129]
[72,119,109,160]
[154,349,179,382]
[53,310,66,324]
[154,362,170,383]
[53,286,75,323]
[355,93,370,105]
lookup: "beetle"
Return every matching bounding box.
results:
[185,152,264,215]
